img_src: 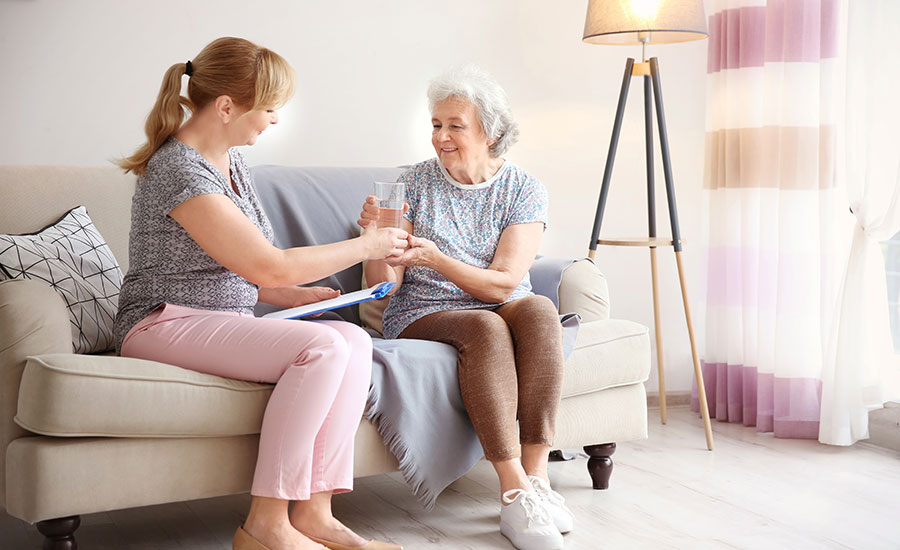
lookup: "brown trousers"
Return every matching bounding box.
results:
[399,294,565,461]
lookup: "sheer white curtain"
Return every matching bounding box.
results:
[696,0,847,438]
[819,0,900,445]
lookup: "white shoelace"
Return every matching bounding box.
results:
[502,489,552,527]
[529,476,567,507]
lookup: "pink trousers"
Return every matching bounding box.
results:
[120,303,372,501]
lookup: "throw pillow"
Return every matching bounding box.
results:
[0,206,123,353]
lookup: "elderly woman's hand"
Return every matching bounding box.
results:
[357,195,410,229]
[357,195,380,229]
[386,235,442,268]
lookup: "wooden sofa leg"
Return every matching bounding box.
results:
[36,515,80,550]
[584,442,616,490]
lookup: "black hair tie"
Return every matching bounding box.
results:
[185,60,193,77]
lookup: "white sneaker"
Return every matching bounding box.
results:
[528,475,575,534]
[499,488,564,550]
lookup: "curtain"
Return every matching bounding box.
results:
[694,0,848,438]
[819,0,900,445]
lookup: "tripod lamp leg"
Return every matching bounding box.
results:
[649,247,667,424]
[675,250,714,450]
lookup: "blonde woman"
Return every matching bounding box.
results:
[116,37,405,550]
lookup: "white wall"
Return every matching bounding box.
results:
[0,0,709,393]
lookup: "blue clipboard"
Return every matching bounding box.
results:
[262,281,396,320]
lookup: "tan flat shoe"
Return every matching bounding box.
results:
[305,534,403,550]
[233,526,271,550]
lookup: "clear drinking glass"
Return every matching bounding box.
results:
[373,181,406,228]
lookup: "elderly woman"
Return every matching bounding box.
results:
[360,66,572,550]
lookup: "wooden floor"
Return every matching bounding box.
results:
[3,407,899,549]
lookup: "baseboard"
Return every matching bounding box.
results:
[646,391,691,408]
[646,395,900,453]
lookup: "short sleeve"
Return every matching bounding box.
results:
[507,172,549,229]
[156,164,226,218]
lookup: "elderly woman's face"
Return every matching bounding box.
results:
[431,97,494,182]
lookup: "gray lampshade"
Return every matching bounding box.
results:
[583,0,708,45]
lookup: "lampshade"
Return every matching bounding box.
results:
[583,0,707,45]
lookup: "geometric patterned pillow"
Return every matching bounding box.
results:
[0,206,123,353]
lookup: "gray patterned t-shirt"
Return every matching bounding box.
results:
[113,138,274,353]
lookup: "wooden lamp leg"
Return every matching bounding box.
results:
[675,250,714,450]
[649,247,667,424]
[649,56,713,450]
[642,64,667,425]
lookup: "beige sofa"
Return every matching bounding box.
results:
[0,165,650,548]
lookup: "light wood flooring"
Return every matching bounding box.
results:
[3,407,899,549]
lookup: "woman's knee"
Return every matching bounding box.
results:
[318,321,373,376]
[291,323,351,371]
[343,322,373,354]
[522,294,558,317]
[507,295,560,332]
[453,311,515,367]
[342,323,373,377]
[465,310,511,337]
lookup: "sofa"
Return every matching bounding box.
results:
[0,164,650,549]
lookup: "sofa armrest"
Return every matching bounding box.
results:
[530,257,610,323]
[0,279,72,505]
[558,259,610,322]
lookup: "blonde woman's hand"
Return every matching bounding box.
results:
[257,285,339,315]
[294,286,340,306]
[386,235,441,268]
[292,286,340,317]
[361,223,408,260]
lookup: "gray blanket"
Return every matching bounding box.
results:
[366,337,479,508]
[366,256,582,510]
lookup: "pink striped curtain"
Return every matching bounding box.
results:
[693,0,846,438]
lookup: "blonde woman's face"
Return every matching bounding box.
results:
[234,107,279,147]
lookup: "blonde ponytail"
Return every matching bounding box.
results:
[119,37,295,176]
[119,63,193,175]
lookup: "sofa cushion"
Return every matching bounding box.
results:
[15,353,272,438]
[14,319,648,439]
[0,206,123,354]
[561,318,650,398]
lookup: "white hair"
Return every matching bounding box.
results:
[427,65,519,157]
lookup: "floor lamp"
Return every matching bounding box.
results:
[582,0,714,450]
